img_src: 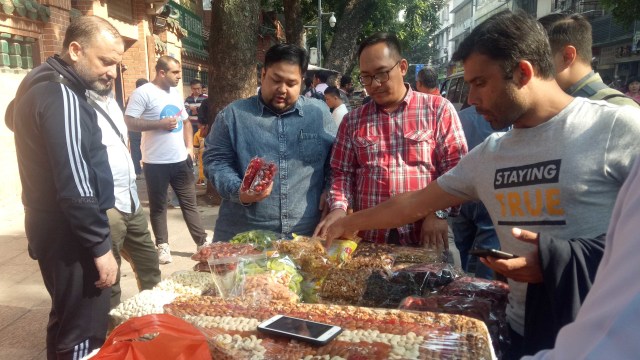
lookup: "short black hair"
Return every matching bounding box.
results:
[63,15,121,51]
[155,55,181,73]
[315,70,329,83]
[357,32,402,60]
[340,74,352,87]
[135,78,148,88]
[324,86,341,99]
[627,76,640,86]
[539,13,592,65]
[417,67,438,89]
[452,10,555,80]
[264,43,308,74]
[190,79,202,86]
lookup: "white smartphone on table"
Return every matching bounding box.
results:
[257,315,343,346]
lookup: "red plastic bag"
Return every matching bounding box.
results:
[92,314,211,360]
[240,157,277,194]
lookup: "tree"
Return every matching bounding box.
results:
[599,0,640,28]
[208,0,261,121]
[283,0,304,47]
[207,0,261,202]
[323,0,375,75]
[318,0,444,75]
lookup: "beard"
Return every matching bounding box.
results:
[75,59,113,96]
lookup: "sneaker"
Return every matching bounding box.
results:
[196,180,206,186]
[157,243,173,264]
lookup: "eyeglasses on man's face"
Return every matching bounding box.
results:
[359,60,401,86]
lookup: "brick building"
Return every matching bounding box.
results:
[0,0,210,211]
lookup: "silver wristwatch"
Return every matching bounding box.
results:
[434,210,449,220]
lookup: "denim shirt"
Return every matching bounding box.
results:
[203,94,337,241]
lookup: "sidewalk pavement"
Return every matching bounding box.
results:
[0,178,219,359]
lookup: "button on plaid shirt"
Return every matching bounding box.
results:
[328,86,468,244]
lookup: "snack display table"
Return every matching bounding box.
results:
[108,239,505,359]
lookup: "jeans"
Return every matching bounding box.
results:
[106,207,161,308]
[128,131,142,175]
[143,157,207,246]
[450,201,500,279]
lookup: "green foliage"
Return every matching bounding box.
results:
[600,0,640,28]
[288,0,445,70]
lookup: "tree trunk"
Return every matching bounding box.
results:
[324,0,373,74]
[208,0,260,119]
[283,0,304,47]
[206,0,260,202]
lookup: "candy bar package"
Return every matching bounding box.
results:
[240,157,278,194]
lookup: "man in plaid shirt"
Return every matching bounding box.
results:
[315,32,467,248]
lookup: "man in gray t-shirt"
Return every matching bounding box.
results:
[323,11,640,357]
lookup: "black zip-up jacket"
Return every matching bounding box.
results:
[5,55,114,257]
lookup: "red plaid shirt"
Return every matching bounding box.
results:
[328,86,468,244]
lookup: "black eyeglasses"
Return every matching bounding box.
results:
[359,61,400,86]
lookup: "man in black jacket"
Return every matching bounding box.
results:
[5,16,122,359]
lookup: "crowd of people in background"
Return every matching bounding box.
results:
[6,9,640,360]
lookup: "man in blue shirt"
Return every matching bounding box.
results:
[203,44,337,241]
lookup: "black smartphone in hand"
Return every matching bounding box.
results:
[469,248,518,259]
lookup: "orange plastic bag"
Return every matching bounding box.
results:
[92,314,211,360]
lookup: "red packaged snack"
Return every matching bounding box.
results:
[240,157,277,194]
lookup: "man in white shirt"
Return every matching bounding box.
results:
[124,55,209,264]
[88,90,161,308]
[324,86,348,125]
[314,70,329,94]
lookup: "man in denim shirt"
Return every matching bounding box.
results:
[203,44,337,241]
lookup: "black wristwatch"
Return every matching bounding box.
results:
[434,210,449,220]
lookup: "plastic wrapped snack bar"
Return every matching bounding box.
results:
[165,297,496,359]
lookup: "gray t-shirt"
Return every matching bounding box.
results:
[438,97,640,335]
[125,83,189,164]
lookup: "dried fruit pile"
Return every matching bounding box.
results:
[165,296,495,359]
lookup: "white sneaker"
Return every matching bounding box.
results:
[157,243,173,264]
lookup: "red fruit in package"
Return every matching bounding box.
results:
[240,157,277,194]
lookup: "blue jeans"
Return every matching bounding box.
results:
[450,201,500,279]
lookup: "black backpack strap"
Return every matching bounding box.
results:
[87,97,126,146]
[600,93,640,106]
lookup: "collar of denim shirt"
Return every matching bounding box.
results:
[255,90,305,118]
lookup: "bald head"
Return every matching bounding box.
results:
[62,16,121,54]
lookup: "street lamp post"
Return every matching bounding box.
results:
[310,0,336,67]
